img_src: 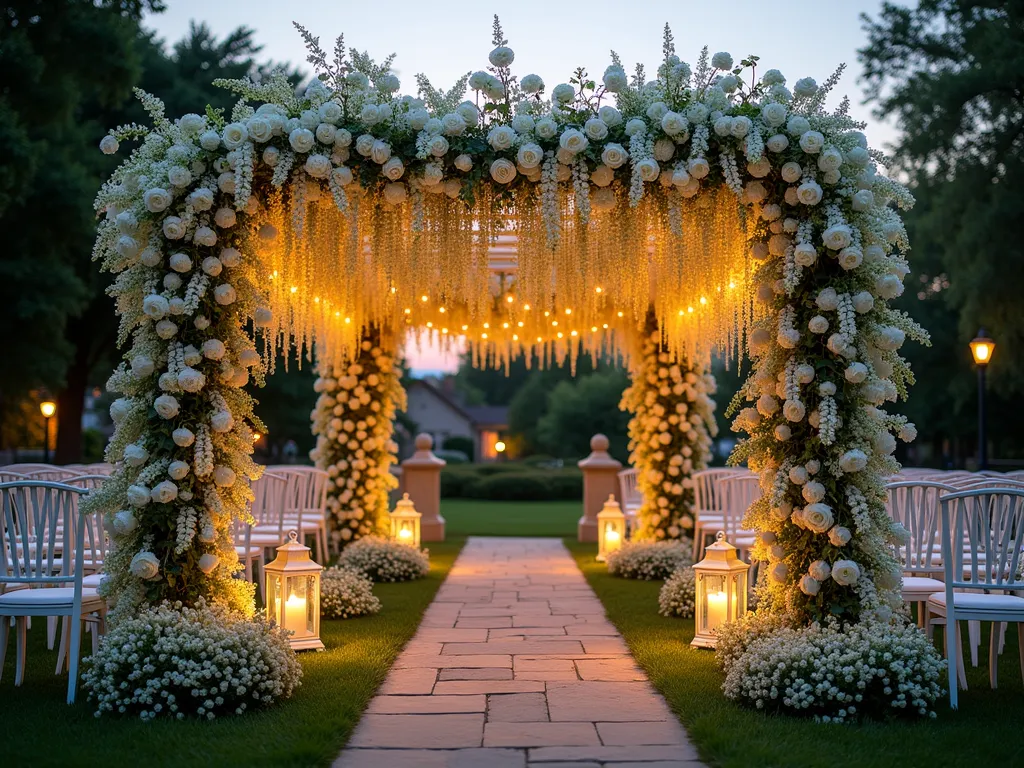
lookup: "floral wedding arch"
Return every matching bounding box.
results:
[86,19,943,719]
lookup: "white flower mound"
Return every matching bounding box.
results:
[658,567,696,618]
[337,536,430,582]
[716,617,945,722]
[606,540,693,580]
[83,600,301,721]
[320,566,382,619]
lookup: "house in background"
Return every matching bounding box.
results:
[405,378,509,462]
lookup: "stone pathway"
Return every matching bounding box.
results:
[335,537,704,768]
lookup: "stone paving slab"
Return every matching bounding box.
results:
[336,537,705,767]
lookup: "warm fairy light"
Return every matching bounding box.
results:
[570,330,578,337]
[506,295,515,303]
[439,307,445,313]
[523,304,531,311]
[344,317,351,324]
[700,297,708,305]
[565,308,572,315]
[483,322,490,329]
[403,308,411,314]
[290,286,298,294]
[595,287,603,293]
[314,296,320,303]
[420,295,428,302]
[426,321,433,328]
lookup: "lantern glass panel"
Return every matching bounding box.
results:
[398,520,414,542]
[284,574,313,638]
[701,573,728,633]
[268,574,283,625]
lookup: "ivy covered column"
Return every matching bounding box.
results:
[310,327,405,550]
[620,312,718,542]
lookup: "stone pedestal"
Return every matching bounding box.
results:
[401,433,446,542]
[577,434,622,542]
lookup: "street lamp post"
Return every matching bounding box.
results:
[969,330,995,471]
[39,401,56,464]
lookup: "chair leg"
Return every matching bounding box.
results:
[954,622,968,691]
[1018,624,1024,686]
[255,554,265,602]
[55,616,70,675]
[998,621,1007,655]
[14,616,28,686]
[968,620,980,667]
[67,615,84,705]
[691,524,702,561]
[989,622,1000,689]
[0,615,8,684]
[945,619,958,709]
[47,615,57,650]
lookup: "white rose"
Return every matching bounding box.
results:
[199,256,222,277]
[794,77,818,98]
[660,111,687,137]
[289,128,315,153]
[653,138,675,162]
[144,187,172,213]
[442,113,468,136]
[802,481,826,504]
[517,143,544,170]
[828,527,852,547]
[711,51,734,70]
[254,307,272,327]
[456,101,479,125]
[490,158,517,184]
[124,443,149,467]
[770,562,789,583]
[382,156,405,181]
[875,274,904,300]
[212,466,236,488]
[167,461,190,481]
[193,553,219,575]
[839,449,868,473]
[112,510,137,535]
[367,139,389,164]
[637,158,660,182]
[199,129,221,150]
[202,339,226,360]
[598,105,622,127]
[783,399,806,422]
[511,113,535,133]
[796,180,823,206]
[799,130,825,154]
[591,187,616,212]
[551,83,575,104]
[172,427,196,447]
[731,116,752,138]
[210,410,234,433]
[305,153,332,179]
[161,216,186,240]
[454,154,473,172]
[687,157,710,179]
[822,224,853,250]
[602,67,628,93]
[559,128,588,154]
[150,480,178,504]
[817,146,843,172]
[332,167,354,187]
[600,143,628,169]
[521,74,544,93]
[831,559,860,586]
[383,182,407,204]
[193,226,217,247]
[838,247,863,271]
[844,362,869,384]
[214,284,237,305]
[803,503,835,533]
[583,117,609,141]
[488,125,517,151]
[787,116,811,136]
[126,485,151,507]
[154,394,180,420]
[130,551,161,580]
[426,134,449,158]
[99,135,119,154]
[799,575,821,596]
[590,165,615,187]
[142,294,170,320]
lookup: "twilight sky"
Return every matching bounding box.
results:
[146,0,898,373]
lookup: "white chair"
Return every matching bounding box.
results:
[692,468,742,559]
[0,481,104,703]
[927,488,1024,708]
[249,471,291,553]
[277,467,328,564]
[716,474,760,560]
[885,481,956,630]
[616,468,641,534]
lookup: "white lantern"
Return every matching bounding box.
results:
[596,494,626,562]
[691,531,748,649]
[390,492,422,549]
[264,530,324,651]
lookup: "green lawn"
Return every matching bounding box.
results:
[566,539,1024,768]
[443,498,580,537]
[0,539,464,768]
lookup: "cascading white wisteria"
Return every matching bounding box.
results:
[310,331,404,549]
[620,314,717,541]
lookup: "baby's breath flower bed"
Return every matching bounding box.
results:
[568,539,1023,768]
[336,535,430,582]
[606,539,693,580]
[320,566,381,619]
[658,567,696,618]
[0,540,463,768]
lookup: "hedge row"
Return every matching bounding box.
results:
[441,465,583,501]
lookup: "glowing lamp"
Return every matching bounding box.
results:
[596,494,626,562]
[970,330,995,366]
[40,401,56,418]
[389,492,422,549]
[264,530,324,651]
[494,440,506,454]
[691,531,748,649]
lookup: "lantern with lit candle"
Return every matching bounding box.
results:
[390,492,422,549]
[596,494,626,562]
[691,531,748,649]
[264,530,324,651]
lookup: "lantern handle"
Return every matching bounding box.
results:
[288,529,298,543]
[715,530,726,542]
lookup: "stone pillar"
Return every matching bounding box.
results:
[578,434,622,542]
[401,433,446,542]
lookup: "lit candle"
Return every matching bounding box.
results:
[285,591,306,634]
[706,590,728,630]
[398,526,412,541]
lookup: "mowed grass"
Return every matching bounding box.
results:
[566,539,1024,768]
[0,539,464,768]
[443,498,580,537]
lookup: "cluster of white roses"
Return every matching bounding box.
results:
[82,599,302,720]
[320,566,382,619]
[716,617,945,721]
[336,536,430,582]
[620,319,717,541]
[606,540,693,581]
[658,567,696,618]
[310,335,405,549]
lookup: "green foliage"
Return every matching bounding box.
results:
[442,435,475,457]
[536,370,631,462]
[860,1,1024,395]
[441,463,582,500]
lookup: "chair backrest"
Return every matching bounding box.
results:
[0,470,28,484]
[62,474,109,492]
[885,481,957,574]
[19,467,85,481]
[718,474,761,536]
[251,472,289,531]
[617,468,640,502]
[954,477,1024,491]
[0,481,85,588]
[940,488,1024,591]
[693,468,742,513]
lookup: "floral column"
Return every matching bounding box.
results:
[310,328,405,550]
[620,313,718,541]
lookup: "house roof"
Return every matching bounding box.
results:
[406,380,509,429]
